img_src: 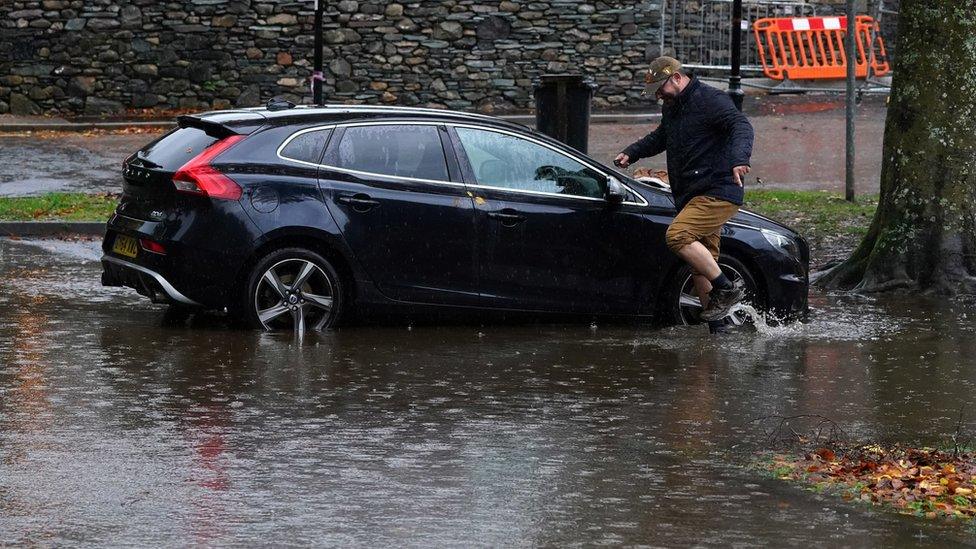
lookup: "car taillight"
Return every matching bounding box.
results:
[139,238,167,255]
[172,134,245,200]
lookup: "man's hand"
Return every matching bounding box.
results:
[614,153,631,169]
[732,165,751,187]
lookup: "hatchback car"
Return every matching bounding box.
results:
[101,103,808,332]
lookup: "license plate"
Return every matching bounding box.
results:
[112,234,139,258]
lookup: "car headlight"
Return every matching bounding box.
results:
[761,228,800,258]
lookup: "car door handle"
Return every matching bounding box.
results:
[487,210,525,227]
[336,194,379,212]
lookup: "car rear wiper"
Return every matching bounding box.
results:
[133,153,161,168]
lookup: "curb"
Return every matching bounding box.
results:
[0,112,662,133]
[0,221,106,237]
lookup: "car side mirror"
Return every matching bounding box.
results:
[606,177,626,206]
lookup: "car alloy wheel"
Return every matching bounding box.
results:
[253,257,337,332]
[676,261,755,326]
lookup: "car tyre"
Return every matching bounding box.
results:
[663,254,761,326]
[243,247,343,332]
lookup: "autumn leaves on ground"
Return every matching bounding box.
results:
[765,445,976,522]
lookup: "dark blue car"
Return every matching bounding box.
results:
[101,104,809,332]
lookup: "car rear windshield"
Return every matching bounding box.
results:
[135,127,219,171]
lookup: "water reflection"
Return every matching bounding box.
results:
[0,238,973,546]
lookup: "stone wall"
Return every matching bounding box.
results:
[0,0,897,117]
[0,0,667,116]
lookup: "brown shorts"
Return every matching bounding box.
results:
[665,195,740,274]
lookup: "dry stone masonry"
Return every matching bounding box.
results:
[0,0,675,115]
[2,1,891,116]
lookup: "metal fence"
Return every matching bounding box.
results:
[662,0,898,73]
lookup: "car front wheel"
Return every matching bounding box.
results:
[244,248,343,332]
[665,255,760,326]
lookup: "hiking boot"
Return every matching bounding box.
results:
[701,279,745,322]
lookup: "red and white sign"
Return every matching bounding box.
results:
[775,17,847,31]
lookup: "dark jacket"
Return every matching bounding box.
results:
[623,77,754,211]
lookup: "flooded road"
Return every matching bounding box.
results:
[2,238,976,546]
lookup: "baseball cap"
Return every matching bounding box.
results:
[643,56,682,96]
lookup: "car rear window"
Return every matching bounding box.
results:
[279,128,332,164]
[135,127,219,171]
[335,125,448,181]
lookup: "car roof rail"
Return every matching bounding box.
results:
[266,98,296,111]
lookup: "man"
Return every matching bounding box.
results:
[615,56,754,333]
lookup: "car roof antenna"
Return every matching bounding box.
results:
[266,97,296,111]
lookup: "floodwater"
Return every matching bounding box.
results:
[2,238,976,546]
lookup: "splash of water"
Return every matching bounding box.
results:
[729,302,793,337]
[729,297,895,341]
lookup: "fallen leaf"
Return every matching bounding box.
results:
[814,448,836,462]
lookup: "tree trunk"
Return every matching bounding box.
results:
[818,1,976,294]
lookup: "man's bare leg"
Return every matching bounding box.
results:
[681,241,720,311]
[675,241,721,280]
[678,240,743,323]
[692,275,712,309]
[694,274,728,333]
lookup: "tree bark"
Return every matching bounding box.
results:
[818,1,976,294]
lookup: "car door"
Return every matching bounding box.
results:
[318,122,479,306]
[448,124,651,314]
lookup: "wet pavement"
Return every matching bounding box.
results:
[3,238,976,546]
[0,96,886,197]
[591,97,887,194]
[0,132,150,197]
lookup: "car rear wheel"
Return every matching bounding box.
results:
[664,255,760,326]
[244,248,343,332]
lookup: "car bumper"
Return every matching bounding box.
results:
[758,239,809,320]
[100,202,257,308]
[765,271,809,320]
[101,254,202,306]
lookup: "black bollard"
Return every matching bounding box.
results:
[727,0,745,111]
[533,74,596,154]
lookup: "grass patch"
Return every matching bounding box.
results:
[0,193,118,221]
[745,189,878,237]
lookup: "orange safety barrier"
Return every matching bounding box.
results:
[753,15,890,80]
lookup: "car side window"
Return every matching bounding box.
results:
[455,127,606,199]
[280,128,332,164]
[336,125,449,181]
